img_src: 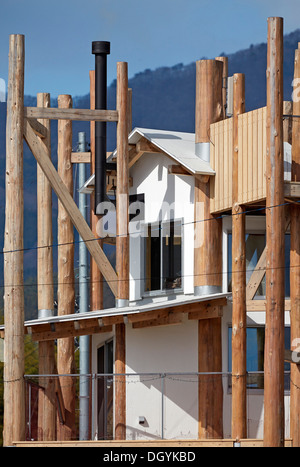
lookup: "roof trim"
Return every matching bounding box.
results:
[0,293,231,332]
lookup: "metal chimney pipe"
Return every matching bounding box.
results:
[92,41,110,215]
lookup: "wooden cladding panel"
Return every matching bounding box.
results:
[210,107,267,213]
[210,117,233,213]
[238,107,267,205]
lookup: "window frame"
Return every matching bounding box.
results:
[227,324,291,395]
[142,218,184,297]
[222,216,290,299]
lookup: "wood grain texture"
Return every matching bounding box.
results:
[36,93,56,441]
[3,34,26,447]
[264,17,285,448]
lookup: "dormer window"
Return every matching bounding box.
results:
[144,220,182,294]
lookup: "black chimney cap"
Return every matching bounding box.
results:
[92,41,110,55]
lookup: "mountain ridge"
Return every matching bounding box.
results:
[1,28,300,318]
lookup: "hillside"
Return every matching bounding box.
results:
[0,28,300,319]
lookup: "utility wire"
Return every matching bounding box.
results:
[0,198,298,257]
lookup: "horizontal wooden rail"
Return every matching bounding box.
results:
[23,119,118,297]
[10,438,294,447]
[24,106,118,122]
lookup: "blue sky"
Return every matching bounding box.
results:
[1,0,300,98]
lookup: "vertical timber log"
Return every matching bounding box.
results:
[89,70,103,312]
[36,93,56,441]
[56,94,76,440]
[290,48,300,447]
[231,73,247,441]
[115,62,128,440]
[194,59,224,439]
[215,56,228,119]
[264,17,285,447]
[3,33,25,447]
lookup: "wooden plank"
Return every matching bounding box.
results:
[71,152,91,163]
[209,124,216,213]
[23,119,118,297]
[24,106,118,122]
[55,377,66,425]
[188,306,223,320]
[246,299,291,311]
[168,164,192,176]
[25,117,47,139]
[257,107,264,200]
[246,248,267,300]
[132,312,184,329]
[252,109,258,201]
[31,325,113,342]
[246,214,290,300]
[248,110,253,202]
[284,181,300,198]
[215,56,228,119]
[136,137,160,153]
[13,438,285,448]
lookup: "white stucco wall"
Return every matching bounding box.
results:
[129,152,195,301]
[125,315,198,440]
[91,170,293,441]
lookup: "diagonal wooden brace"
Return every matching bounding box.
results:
[23,119,118,297]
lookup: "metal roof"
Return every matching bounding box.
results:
[80,127,215,194]
[0,292,231,333]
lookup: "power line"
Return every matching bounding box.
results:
[0,258,297,290]
[0,198,298,257]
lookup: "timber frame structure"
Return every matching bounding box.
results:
[1,16,300,447]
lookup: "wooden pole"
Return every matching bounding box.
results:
[231,73,247,441]
[3,33,25,447]
[116,61,129,305]
[194,59,224,439]
[215,56,228,119]
[89,70,104,312]
[115,62,128,440]
[127,88,132,133]
[290,48,300,447]
[264,16,285,447]
[56,94,76,440]
[36,92,56,441]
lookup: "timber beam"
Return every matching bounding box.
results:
[284,181,300,199]
[168,164,210,183]
[10,297,229,342]
[23,119,118,297]
[24,106,118,122]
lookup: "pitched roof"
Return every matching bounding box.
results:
[80,127,215,194]
[109,127,215,175]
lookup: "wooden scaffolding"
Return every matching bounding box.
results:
[1,16,300,447]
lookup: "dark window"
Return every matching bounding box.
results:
[228,233,290,297]
[144,220,182,292]
[228,326,290,390]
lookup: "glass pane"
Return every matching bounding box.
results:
[245,234,266,296]
[162,221,182,290]
[228,327,291,390]
[285,234,290,298]
[144,224,161,292]
[228,233,291,297]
